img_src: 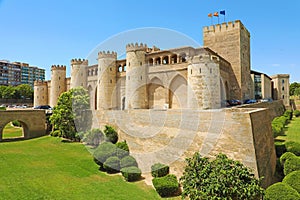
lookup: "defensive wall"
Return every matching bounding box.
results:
[0,110,46,141]
[91,101,283,188]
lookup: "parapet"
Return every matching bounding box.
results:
[126,42,148,52]
[51,65,66,70]
[98,51,117,59]
[34,80,48,86]
[71,58,88,65]
[203,20,249,34]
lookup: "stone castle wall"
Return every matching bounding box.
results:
[49,65,66,107]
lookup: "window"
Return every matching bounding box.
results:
[199,68,201,73]
[282,86,284,91]
[191,69,192,74]
[282,79,285,84]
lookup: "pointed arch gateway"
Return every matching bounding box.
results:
[148,77,165,109]
[169,75,187,109]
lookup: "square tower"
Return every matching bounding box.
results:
[271,74,290,106]
[203,20,253,100]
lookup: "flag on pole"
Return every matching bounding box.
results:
[208,13,212,17]
[213,12,219,17]
[220,10,225,15]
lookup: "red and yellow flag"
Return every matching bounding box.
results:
[208,13,212,17]
[213,12,219,17]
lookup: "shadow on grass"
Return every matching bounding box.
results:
[1,136,27,143]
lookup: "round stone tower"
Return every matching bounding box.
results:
[125,43,148,109]
[49,65,66,107]
[97,51,117,110]
[187,51,221,109]
[33,80,48,107]
[70,58,88,89]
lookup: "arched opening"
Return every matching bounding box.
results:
[148,77,165,109]
[148,58,154,66]
[162,56,169,65]
[169,75,187,109]
[94,86,98,110]
[122,97,126,110]
[155,57,161,65]
[171,55,177,64]
[118,65,122,72]
[1,120,28,141]
[180,53,187,63]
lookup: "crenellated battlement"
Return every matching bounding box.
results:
[71,58,88,65]
[98,51,117,59]
[203,20,248,34]
[51,65,66,70]
[34,80,47,86]
[126,42,148,52]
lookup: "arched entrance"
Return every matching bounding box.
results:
[1,120,29,141]
[169,75,187,109]
[148,77,165,109]
[94,86,98,110]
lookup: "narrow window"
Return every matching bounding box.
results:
[140,62,142,66]
[110,80,112,83]
[191,69,193,75]
[140,76,142,80]
[110,68,112,71]
[199,68,201,73]
[59,77,60,80]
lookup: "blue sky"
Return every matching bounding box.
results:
[0,0,299,82]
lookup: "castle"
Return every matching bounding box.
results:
[34,20,290,110]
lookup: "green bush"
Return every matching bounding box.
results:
[0,106,6,110]
[285,141,300,156]
[272,124,283,137]
[120,156,138,169]
[120,166,142,182]
[83,128,104,147]
[294,110,300,117]
[280,152,297,166]
[116,141,129,152]
[265,182,300,200]
[115,141,130,159]
[284,110,293,120]
[93,142,117,167]
[50,130,62,137]
[275,141,287,157]
[283,170,300,193]
[152,174,179,197]
[103,156,120,173]
[284,156,300,176]
[151,163,169,178]
[104,125,118,144]
[12,120,21,127]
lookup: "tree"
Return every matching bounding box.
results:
[290,82,300,96]
[294,87,300,99]
[50,87,90,140]
[16,84,33,99]
[2,86,16,99]
[180,152,264,200]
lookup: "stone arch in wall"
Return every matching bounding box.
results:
[148,77,165,109]
[169,75,187,109]
[0,120,29,140]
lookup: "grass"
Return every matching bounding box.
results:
[2,123,23,139]
[277,116,300,143]
[0,136,166,200]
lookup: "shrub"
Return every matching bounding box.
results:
[265,182,300,200]
[115,141,130,159]
[284,110,293,120]
[120,156,138,169]
[83,128,104,147]
[272,124,283,137]
[275,141,287,157]
[50,130,62,137]
[12,120,21,127]
[120,166,142,182]
[116,141,129,152]
[285,141,300,156]
[280,152,297,166]
[93,142,117,167]
[152,174,179,197]
[0,106,6,110]
[103,156,120,173]
[284,156,300,176]
[151,163,169,178]
[104,125,118,144]
[283,170,300,193]
[294,110,300,117]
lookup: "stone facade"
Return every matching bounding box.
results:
[271,74,290,106]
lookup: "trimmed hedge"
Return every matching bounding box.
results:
[283,170,300,193]
[284,156,300,176]
[284,110,293,120]
[285,141,300,156]
[120,155,138,169]
[116,141,129,152]
[83,128,104,147]
[152,174,179,197]
[115,141,130,159]
[93,142,117,167]
[275,141,287,157]
[280,152,297,166]
[103,156,120,173]
[120,166,142,182]
[104,125,118,144]
[294,110,300,117]
[265,182,300,200]
[151,163,169,178]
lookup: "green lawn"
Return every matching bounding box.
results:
[277,116,300,143]
[2,123,23,139]
[0,136,163,200]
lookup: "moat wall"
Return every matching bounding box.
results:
[92,101,282,187]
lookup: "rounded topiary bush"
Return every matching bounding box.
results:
[275,141,287,157]
[152,174,179,197]
[280,152,297,166]
[151,163,169,178]
[284,156,300,176]
[103,156,120,173]
[104,125,118,144]
[294,110,300,117]
[265,182,300,200]
[93,142,117,167]
[115,141,129,159]
[83,128,104,147]
[283,170,300,193]
[284,110,293,120]
[272,124,283,138]
[285,141,300,156]
[116,140,129,152]
[121,166,142,182]
[120,155,138,169]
